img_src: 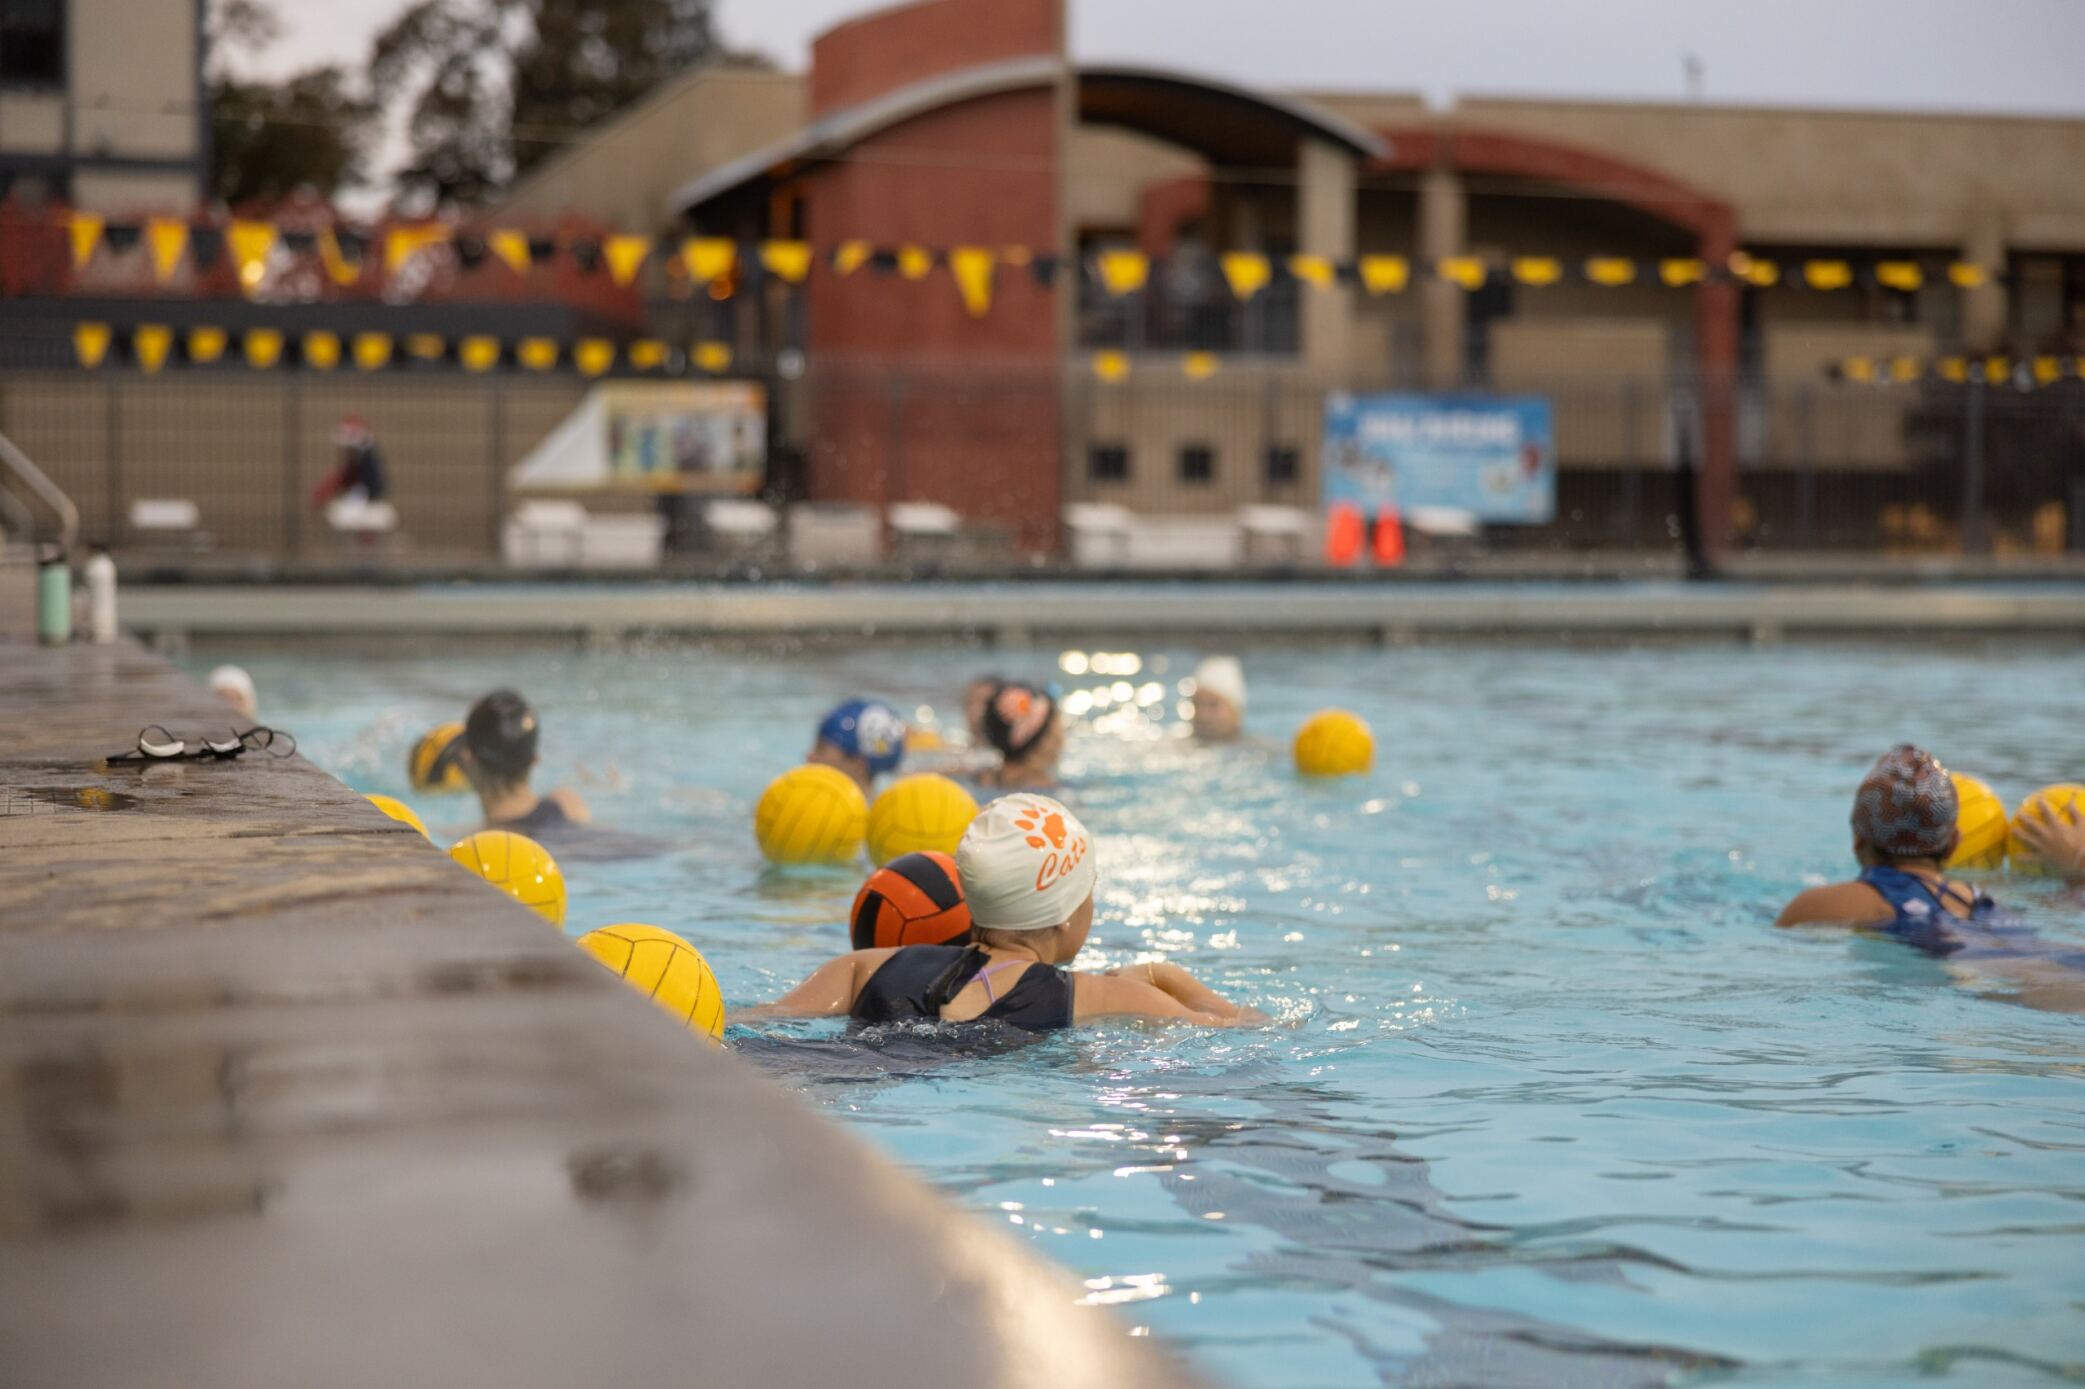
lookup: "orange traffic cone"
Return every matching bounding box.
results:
[1325,503,1366,567]
[1373,507,1406,568]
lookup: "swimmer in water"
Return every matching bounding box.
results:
[207,665,258,722]
[1189,655,1246,743]
[1777,744,2085,1011]
[975,681,1063,790]
[807,698,907,796]
[740,795,1264,1032]
[963,675,1004,745]
[460,689,591,836]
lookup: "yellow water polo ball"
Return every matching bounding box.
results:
[755,763,868,865]
[449,829,567,925]
[867,773,979,864]
[578,923,726,1040]
[409,721,470,792]
[2008,783,2085,875]
[1294,709,1375,777]
[365,792,431,841]
[1945,773,2006,871]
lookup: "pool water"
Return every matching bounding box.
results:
[195,638,2085,1388]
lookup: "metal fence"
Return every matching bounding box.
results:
[2,358,2080,567]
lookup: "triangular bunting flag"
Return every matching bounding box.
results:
[145,219,188,283]
[318,229,363,286]
[69,213,104,270]
[73,322,112,368]
[187,327,228,364]
[489,230,532,276]
[227,220,277,291]
[1436,256,1487,291]
[1096,250,1148,296]
[760,240,813,285]
[575,339,615,376]
[604,234,653,286]
[1585,256,1636,287]
[134,324,173,374]
[1029,255,1061,288]
[1947,262,1988,289]
[1729,253,1778,287]
[1287,254,1335,290]
[1221,252,1271,300]
[1510,256,1562,287]
[832,240,873,277]
[406,333,445,361]
[1803,260,1852,291]
[461,336,502,372]
[568,239,602,274]
[353,333,393,371]
[518,338,558,371]
[303,331,341,370]
[244,328,284,369]
[693,341,733,373]
[1182,352,1219,381]
[1875,261,1922,292]
[385,223,450,276]
[947,246,996,318]
[627,340,668,371]
[896,246,934,281]
[1357,255,1409,294]
[1092,350,1130,383]
[681,237,736,289]
[1658,258,1706,287]
[189,225,224,272]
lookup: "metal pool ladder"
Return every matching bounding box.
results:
[0,428,78,555]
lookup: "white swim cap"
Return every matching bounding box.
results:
[956,794,1097,932]
[1193,655,1246,713]
[207,665,257,716]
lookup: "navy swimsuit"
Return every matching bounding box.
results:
[491,796,573,837]
[852,945,1075,1033]
[1858,866,2085,969]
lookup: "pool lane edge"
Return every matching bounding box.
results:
[0,631,1207,1389]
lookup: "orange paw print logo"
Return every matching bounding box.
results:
[1015,803,1067,851]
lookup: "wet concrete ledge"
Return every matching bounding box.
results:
[0,626,1203,1388]
[121,579,2085,644]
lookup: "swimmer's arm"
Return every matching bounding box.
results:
[1775,883,1889,927]
[1114,961,1269,1024]
[2011,801,2085,883]
[1072,972,1253,1028]
[736,949,895,1022]
[550,786,592,825]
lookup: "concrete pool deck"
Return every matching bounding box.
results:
[123,577,2085,644]
[0,612,1202,1385]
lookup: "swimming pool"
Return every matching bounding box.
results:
[194,637,2085,1388]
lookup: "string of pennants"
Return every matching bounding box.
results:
[62,212,2012,320]
[66,321,739,376]
[1831,354,2085,388]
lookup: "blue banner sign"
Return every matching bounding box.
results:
[1321,393,1556,524]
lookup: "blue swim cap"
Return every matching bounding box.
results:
[817,699,907,776]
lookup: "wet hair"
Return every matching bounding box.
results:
[463,689,539,790]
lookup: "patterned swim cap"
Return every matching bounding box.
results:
[1850,744,1958,858]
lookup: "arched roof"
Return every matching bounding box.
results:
[670,60,1388,218]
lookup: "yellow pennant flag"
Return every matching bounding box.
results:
[760,240,813,285]
[1947,262,1988,289]
[460,336,502,372]
[574,339,615,376]
[1984,355,2010,380]
[1182,351,1220,381]
[406,333,445,361]
[1729,253,1777,287]
[134,324,173,374]
[1888,356,1920,383]
[1288,254,1336,290]
[69,213,104,269]
[627,339,668,370]
[833,240,873,277]
[318,229,363,286]
[243,328,284,370]
[693,341,733,373]
[603,234,653,287]
[1096,250,1148,296]
[303,331,341,371]
[1511,256,1562,287]
[1659,258,1706,287]
[228,220,277,291]
[1803,260,1853,291]
[187,327,227,364]
[353,332,393,371]
[2033,355,2063,385]
[897,245,935,281]
[1091,350,1129,383]
[681,237,736,289]
[1436,256,1487,291]
[1221,252,1271,300]
[1937,356,1968,383]
[1875,261,1922,292]
[1585,256,1636,287]
[489,230,532,276]
[385,223,450,276]
[518,338,559,371]
[1843,357,1876,383]
[73,322,112,368]
[948,246,996,318]
[145,219,188,283]
[1357,255,1409,294]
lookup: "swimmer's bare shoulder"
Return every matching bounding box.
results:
[1074,963,1266,1027]
[738,948,898,1022]
[1775,882,1891,928]
[550,786,592,824]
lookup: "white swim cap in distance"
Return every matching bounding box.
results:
[957,794,1097,931]
[1192,655,1246,713]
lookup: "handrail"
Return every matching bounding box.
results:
[0,428,79,554]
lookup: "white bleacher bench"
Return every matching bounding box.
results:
[1237,504,1312,566]
[1063,502,1133,569]
[789,502,882,568]
[502,499,666,570]
[129,498,210,550]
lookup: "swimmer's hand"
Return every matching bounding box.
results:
[2012,801,2085,883]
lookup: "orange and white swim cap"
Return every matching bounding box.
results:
[956,794,1097,931]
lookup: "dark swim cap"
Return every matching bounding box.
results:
[464,689,539,783]
[1851,744,1958,859]
[982,682,1056,760]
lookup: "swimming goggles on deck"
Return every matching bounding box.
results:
[105,725,298,764]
